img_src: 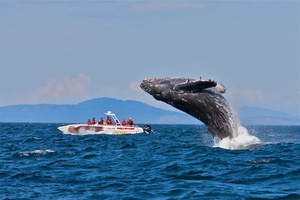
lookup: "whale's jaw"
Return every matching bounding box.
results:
[140,77,238,139]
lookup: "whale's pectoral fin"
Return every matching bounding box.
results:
[174,80,217,93]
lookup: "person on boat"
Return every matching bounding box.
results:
[87,119,92,125]
[91,117,96,125]
[98,117,104,125]
[106,117,112,125]
[127,118,134,126]
[122,119,127,126]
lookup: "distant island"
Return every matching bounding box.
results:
[0,97,299,125]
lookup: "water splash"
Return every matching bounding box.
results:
[214,106,262,150]
[214,126,261,150]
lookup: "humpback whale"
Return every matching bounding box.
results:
[140,77,239,139]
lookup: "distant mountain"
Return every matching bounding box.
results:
[0,98,199,124]
[238,107,300,125]
[0,98,299,125]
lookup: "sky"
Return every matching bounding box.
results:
[0,1,299,115]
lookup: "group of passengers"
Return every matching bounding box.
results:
[123,118,133,126]
[87,118,96,125]
[87,117,134,126]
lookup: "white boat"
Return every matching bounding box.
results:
[58,111,151,135]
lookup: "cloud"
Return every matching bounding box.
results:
[226,87,263,103]
[225,87,265,110]
[94,81,142,100]
[242,89,263,102]
[225,87,238,103]
[31,73,91,102]
[133,1,204,12]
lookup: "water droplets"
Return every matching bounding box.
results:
[214,126,261,150]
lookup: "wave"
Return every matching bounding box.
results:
[18,149,55,157]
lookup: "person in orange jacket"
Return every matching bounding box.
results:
[98,117,104,125]
[127,118,133,126]
[87,119,92,125]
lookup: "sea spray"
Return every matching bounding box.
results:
[214,126,261,150]
[214,106,261,150]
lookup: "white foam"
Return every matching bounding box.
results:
[19,149,55,157]
[214,126,261,150]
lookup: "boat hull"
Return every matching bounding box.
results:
[58,124,145,135]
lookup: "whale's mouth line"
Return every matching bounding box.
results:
[140,81,154,94]
[141,77,218,95]
[140,81,162,100]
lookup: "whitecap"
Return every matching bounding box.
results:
[19,149,55,157]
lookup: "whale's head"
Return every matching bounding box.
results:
[140,77,235,139]
[140,77,223,100]
[141,77,186,101]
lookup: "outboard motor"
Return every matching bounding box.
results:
[142,125,152,133]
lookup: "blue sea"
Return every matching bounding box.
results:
[0,123,299,200]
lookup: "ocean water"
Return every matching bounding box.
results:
[0,123,299,200]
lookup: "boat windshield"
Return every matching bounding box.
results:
[105,111,121,125]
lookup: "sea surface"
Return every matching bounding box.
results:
[0,123,299,200]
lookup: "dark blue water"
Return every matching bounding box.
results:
[0,123,299,199]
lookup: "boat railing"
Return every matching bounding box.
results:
[105,111,122,126]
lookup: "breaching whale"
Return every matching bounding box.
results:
[140,77,239,139]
